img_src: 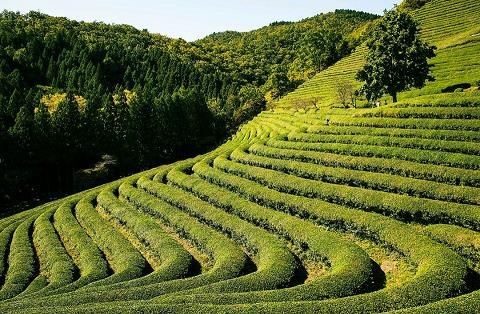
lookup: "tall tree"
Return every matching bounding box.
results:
[9,106,34,149]
[7,88,23,121]
[356,9,436,102]
[51,93,80,150]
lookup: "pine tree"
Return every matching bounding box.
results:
[7,88,23,121]
[9,106,34,149]
[51,92,80,150]
[46,55,56,82]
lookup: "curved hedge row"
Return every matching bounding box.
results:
[307,124,480,142]
[217,153,480,230]
[424,224,480,269]
[95,189,193,289]
[0,180,249,311]
[0,81,479,312]
[160,160,374,304]
[267,138,480,170]
[330,116,480,131]
[0,215,39,300]
[249,142,480,186]
[355,107,480,119]
[288,131,480,155]
[188,161,468,313]
[74,194,147,288]
[120,180,250,295]
[10,200,111,299]
[30,208,77,294]
[138,173,299,296]
[230,146,480,205]
[0,222,21,287]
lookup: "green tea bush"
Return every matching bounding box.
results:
[0,215,38,300]
[95,189,193,289]
[137,174,299,295]
[214,155,480,230]
[30,208,77,294]
[189,160,468,313]
[74,194,147,288]
[160,163,373,304]
[424,224,480,268]
[0,222,21,283]
[288,131,480,155]
[356,107,480,119]
[307,124,480,142]
[265,138,480,170]
[231,147,480,205]
[48,200,110,294]
[331,116,480,131]
[249,143,480,186]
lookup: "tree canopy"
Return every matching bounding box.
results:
[356,9,436,102]
[399,0,433,11]
[198,9,378,96]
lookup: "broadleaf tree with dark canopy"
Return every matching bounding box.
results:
[356,9,436,103]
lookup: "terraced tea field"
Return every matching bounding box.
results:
[0,99,479,313]
[1,0,479,312]
[277,0,480,107]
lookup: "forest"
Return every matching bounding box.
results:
[0,9,376,210]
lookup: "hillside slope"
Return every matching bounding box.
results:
[0,0,479,313]
[196,9,378,85]
[277,0,480,107]
[0,9,379,208]
[0,97,478,313]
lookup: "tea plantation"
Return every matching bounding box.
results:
[0,0,478,312]
[278,0,480,107]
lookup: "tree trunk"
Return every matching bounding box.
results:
[392,92,398,103]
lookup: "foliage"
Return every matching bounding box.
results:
[197,10,378,95]
[53,201,110,290]
[0,99,477,313]
[301,28,351,73]
[0,216,37,300]
[231,145,480,205]
[0,10,228,206]
[0,9,377,207]
[31,208,77,293]
[279,0,480,108]
[251,141,480,187]
[0,2,478,312]
[356,10,436,102]
[330,115,480,131]
[335,80,355,108]
[399,0,433,10]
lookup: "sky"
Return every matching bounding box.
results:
[2,1,400,41]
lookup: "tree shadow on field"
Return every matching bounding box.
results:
[465,268,480,292]
[367,259,387,293]
[288,254,310,287]
[186,257,203,277]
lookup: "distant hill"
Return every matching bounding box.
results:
[277,0,480,107]
[197,9,378,89]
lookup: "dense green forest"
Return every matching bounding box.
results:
[0,9,376,208]
[197,10,378,101]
